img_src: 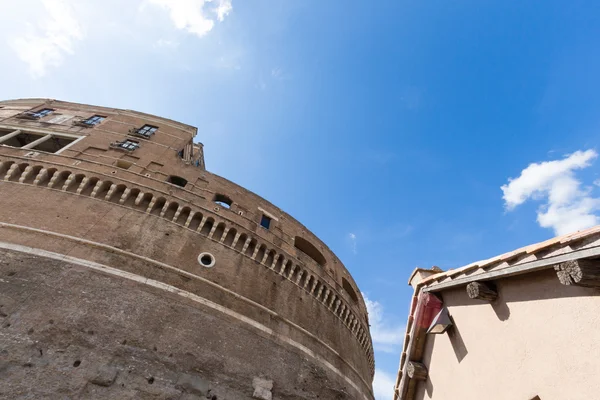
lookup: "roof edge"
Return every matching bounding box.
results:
[0,98,197,133]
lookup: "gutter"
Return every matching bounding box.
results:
[423,243,600,293]
[393,288,442,400]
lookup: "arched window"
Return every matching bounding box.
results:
[294,237,326,267]
[213,193,232,209]
[166,175,187,188]
[342,278,359,303]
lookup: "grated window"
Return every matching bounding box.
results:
[81,115,105,126]
[134,125,158,138]
[117,139,139,151]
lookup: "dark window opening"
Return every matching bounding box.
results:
[36,136,76,153]
[294,236,326,267]
[342,277,359,303]
[213,194,232,209]
[133,124,158,138]
[0,129,77,153]
[166,175,187,187]
[1,132,45,148]
[260,215,272,229]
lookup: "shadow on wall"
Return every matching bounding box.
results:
[442,269,600,327]
[447,317,468,363]
[425,374,434,398]
[491,295,510,321]
[448,269,600,308]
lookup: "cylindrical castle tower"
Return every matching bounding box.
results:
[0,99,374,400]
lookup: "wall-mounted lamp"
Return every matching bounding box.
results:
[426,308,452,334]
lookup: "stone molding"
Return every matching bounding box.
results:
[0,156,374,374]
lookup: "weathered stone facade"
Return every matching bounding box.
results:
[0,99,374,399]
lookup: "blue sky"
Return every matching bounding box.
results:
[2,1,600,398]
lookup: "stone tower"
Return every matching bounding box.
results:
[0,99,374,399]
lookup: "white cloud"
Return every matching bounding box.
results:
[349,232,357,254]
[373,368,395,400]
[501,150,600,235]
[9,0,84,78]
[149,0,232,37]
[215,0,232,22]
[155,38,180,48]
[364,294,405,354]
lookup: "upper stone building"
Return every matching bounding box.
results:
[0,98,374,400]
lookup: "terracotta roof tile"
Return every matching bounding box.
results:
[560,225,600,243]
[416,225,600,289]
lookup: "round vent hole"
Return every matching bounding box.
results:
[198,252,215,268]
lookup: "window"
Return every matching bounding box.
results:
[18,108,54,120]
[294,237,327,266]
[114,139,139,151]
[342,278,359,303]
[0,128,80,153]
[133,124,158,138]
[213,194,232,209]
[166,175,188,187]
[260,215,271,229]
[34,108,53,118]
[78,115,105,126]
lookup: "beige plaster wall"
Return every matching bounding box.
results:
[415,269,600,400]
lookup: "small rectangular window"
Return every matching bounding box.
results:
[135,124,158,138]
[260,215,272,229]
[18,108,54,120]
[32,108,54,118]
[116,139,139,151]
[82,115,105,126]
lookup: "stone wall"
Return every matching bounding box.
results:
[0,248,358,399]
[0,98,375,399]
